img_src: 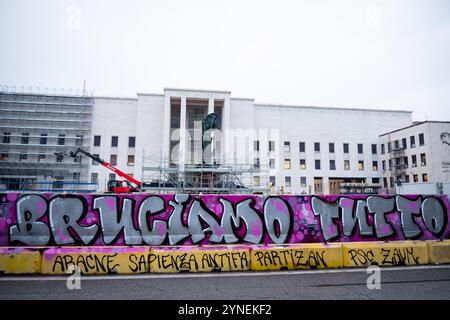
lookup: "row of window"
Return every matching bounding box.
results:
[2,132,82,146]
[91,154,135,166]
[383,173,428,187]
[254,176,380,188]
[381,133,425,154]
[257,158,378,171]
[381,153,426,170]
[0,153,74,162]
[255,141,378,154]
[93,135,136,148]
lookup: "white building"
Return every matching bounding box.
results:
[379,121,450,193]
[87,88,413,194]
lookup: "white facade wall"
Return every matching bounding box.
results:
[89,88,414,194]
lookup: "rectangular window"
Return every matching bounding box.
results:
[254,140,259,151]
[357,144,363,154]
[403,156,408,168]
[344,160,350,170]
[91,173,98,184]
[285,176,291,188]
[269,141,275,152]
[253,176,260,187]
[40,133,47,145]
[382,160,386,171]
[110,154,118,166]
[127,155,135,166]
[371,144,377,154]
[3,132,11,144]
[92,154,99,165]
[109,173,116,181]
[419,133,425,146]
[111,136,118,147]
[329,160,336,170]
[315,159,321,170]
[329,143,335,153]
[314,142,320,152]
[38,154,45,162]
[420,153,426,166]
[358,160,364,171]
[389,159,392,170]
[21,133,29,144]
[269,176,276,188]
[383,177,387,187]
[343,143,349,154]
[372,161,378,171]
[1,153,8,161]
[413,174,418,182]
[128,136,136,148]
[269,159,275,169]
[394,140,399,150]
[94,135,101,147]
[300,177,307,188]
[412,155,417,167]
[381,144,385,154]
[254,158,260,169]
[284,141,290,153]
[387,142,392,153]
[422,173,428,182]
[300,159,306,170]
[284,159,291,169]
[56,154,63,162]
[410,136,416,148]
[372,178,380,184]
[405,175,410,183]
[402,138,407,149]
[58,134,65,146]
[299,142,305,152]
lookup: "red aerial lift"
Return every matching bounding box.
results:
[69,148,141,193]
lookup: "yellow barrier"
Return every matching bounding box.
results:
[427,240,450,264]
[250,243,343,271]
[41,247,151,275]
[0,248,42,274]
[342,241,429,267]
[150,245,250,273]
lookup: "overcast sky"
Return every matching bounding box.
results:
[1,0,449,121]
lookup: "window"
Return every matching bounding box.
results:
[2,132,10,144]
[19,153,27,161]
[56,154,63,162]
[420,153,426,166]
[395,157,401,167]
[402,138,407,149]
[358,160,364,171]
[315,159,321,170]
[21,133,29,144]
[371,144,377,154]
[58,134,65,146]
[285,176,291,188]
[329,160,336,170]
[269,141,275,152]
[405,175,410,183]
[343,143,349,154]
[410,136,416,148]
[269,176,276,187]
[109,173,116,181]
[413,174,418,182]
[254,140,259,151]
[40,134,47,145]
[300,177,307,188]
[381,144,385,154]
[314,142,320,152]
[284,159,291,169]
[254,158,260,169]
[38,154,45,162]
[394,140,399,150]
[344,160,350,170]
[128,136,136,148]
[383,177,387,187]
[253,176,260,186]
[329,143,335,153]
[372,178,380,184]
[127,155,135,166]
[269,159,275,169]
[300,159,306,170]
[382,160,386,171]
[372,161,378,171]
[111,136,118,147]
[73,173,80,181]
[387,142,392,153]
[284,141,290,153]
[412,155,417,167]
[403,156,408,168]
[53,177,64,189]
[419,133,425,146]
[1,153,8,161]
[92,154,100,165]
[357,144,363,154]
[110,154,118,166]
[94,135,101,147]
[422,173,428,182]
[299,142,305,153]
[91,173,98,184]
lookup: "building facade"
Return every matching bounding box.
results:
[379,121,450,193]
[1,87,419,194]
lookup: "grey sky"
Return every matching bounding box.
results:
[1,0,449,121]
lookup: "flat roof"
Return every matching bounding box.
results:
[164,87,231,94]
[254,103,413,114]
[380,120,450,137]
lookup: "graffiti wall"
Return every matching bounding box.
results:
[0,193,449,247]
